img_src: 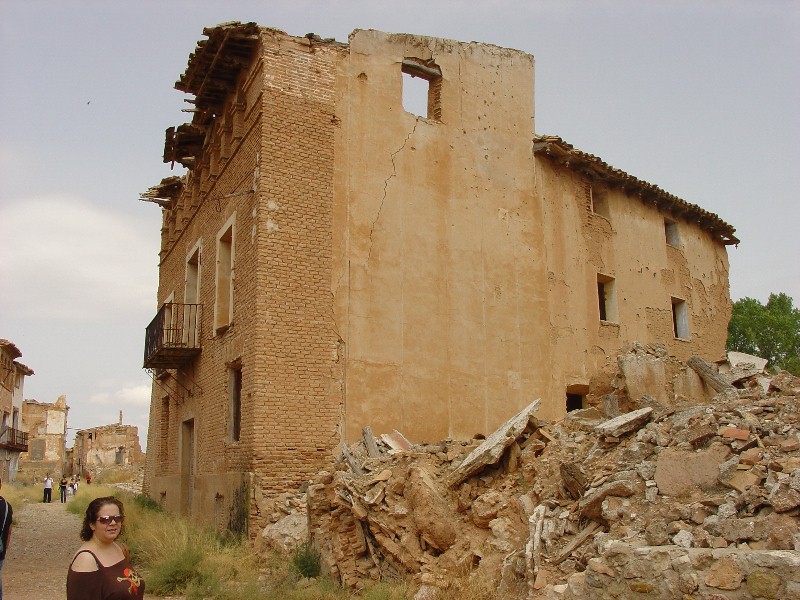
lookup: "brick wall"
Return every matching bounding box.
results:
[144,30,344,531]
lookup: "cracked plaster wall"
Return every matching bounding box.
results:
[332,30,544,441]
[537,160,731,410]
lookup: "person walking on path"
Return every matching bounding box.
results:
[0,478,14,600]
[42,474,53,503]
[59,476,68,503]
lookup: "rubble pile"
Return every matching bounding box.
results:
[260,348,800,599]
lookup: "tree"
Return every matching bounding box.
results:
[727,292,800,375]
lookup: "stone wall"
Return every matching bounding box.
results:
[564,544,799,600]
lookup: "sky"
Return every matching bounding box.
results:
[1,0,798,449]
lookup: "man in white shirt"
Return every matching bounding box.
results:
[42,474,53,503]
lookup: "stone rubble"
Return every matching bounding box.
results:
[258,346,800,599]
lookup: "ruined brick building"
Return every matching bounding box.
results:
[72,412,145,478]
[19,395,69,478]
[0,339,33,481]
[141,23,738,531]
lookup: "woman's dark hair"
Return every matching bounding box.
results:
[80,496,125,541]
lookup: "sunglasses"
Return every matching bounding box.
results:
[96,515,124,525]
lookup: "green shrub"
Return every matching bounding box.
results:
[292,542,322,578]
[147,546,203,593]
[131,493,162,512]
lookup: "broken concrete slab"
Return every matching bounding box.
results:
[381,429,413,453]
[578,480,638,521]
[654,443,731,497]
[594,407,653,438]
[446,399,541,488]
[618,352,669,407]
[727,351,769,373]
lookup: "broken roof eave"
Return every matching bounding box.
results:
[164,22,261,168]
[534,136,739,246]
[139,176,184,209]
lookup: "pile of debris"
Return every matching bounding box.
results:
[259,347,800,599]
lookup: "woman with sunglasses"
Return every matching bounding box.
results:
[66,496,145,599]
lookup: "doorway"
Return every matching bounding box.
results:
[180,419,195,516]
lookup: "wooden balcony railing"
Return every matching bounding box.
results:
[0,426,28,452]
[143,302,202,369]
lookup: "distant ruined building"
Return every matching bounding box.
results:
[72,412,145,477]
[140,23,737,534]
[0,339,33,481]
[19,395,69,477]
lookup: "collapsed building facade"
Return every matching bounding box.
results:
[275,350,799,598]
[72,413,145,478]
[0,339,32,481]
[140,23,738,532]
[19,395,69,477]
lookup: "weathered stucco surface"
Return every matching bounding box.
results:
[333,30,542,442]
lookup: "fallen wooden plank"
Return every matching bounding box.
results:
[550,521,602,565]
[362,426,382,458]
[446,399,541,488]
[688,355,736,393]
[340,443,364,475]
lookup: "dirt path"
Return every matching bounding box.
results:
[4,499,169,599]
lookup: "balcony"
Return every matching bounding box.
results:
[0,426,28,452]
[143,303,202,369]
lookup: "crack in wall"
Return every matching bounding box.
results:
[367,119,420,260]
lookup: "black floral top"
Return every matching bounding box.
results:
[66,547,145,600]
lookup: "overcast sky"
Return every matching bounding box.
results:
[1,0,797,449]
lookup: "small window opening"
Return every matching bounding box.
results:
[597,274,618,322]
[228,363,242,442]
[401,58,442,120]
[566,393,585,412]
[566,384,589,412]
[671,297,689,339]
[215,217,235,333]
[665,219,681,247]
[591,186,610,219]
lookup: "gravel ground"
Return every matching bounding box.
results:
[3,499,179,600]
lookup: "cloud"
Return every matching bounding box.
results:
[88,383,152,407]
[0,194,160,321]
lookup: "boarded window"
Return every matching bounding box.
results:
[228,363,242,442]
[215,217,235,333]
[591,186,610,219]
[159,395,170,469]
[29,439,46,460]
[671,297,690,339]
[597,274,618,322]
[665,219,681,247]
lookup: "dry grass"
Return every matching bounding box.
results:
[54,485,410,599]
[1,481,43,508]
[93,467,138,484]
